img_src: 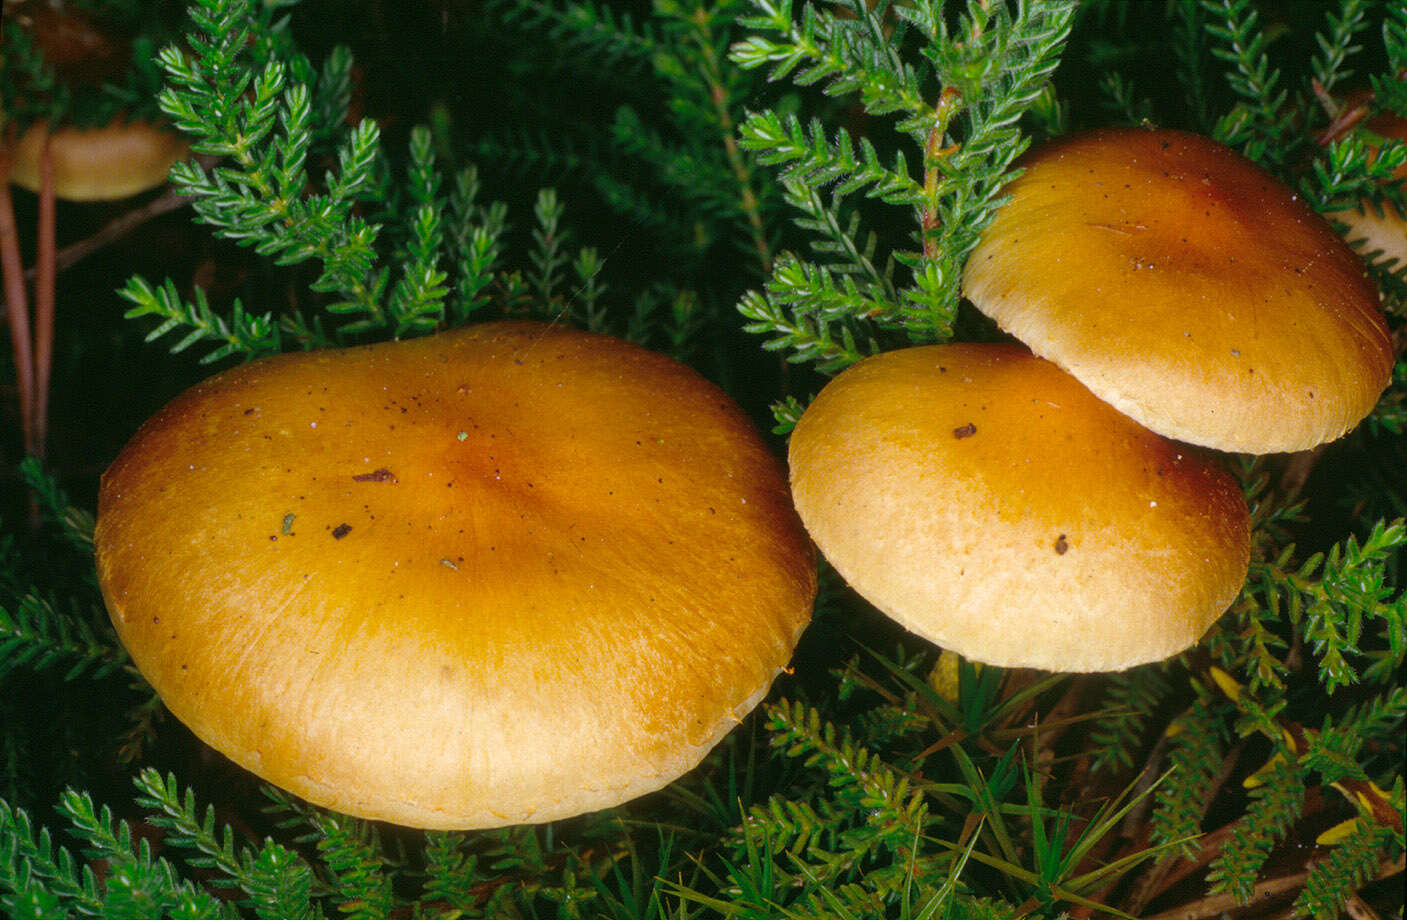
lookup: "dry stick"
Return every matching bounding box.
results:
[1142,868,1312,920]
[1141,855,1404,920]
[1117,731,1177,837]
[33,134,57,459]
[1344,893,1384,920]
[1032,674,1090,768]
[1312,88,1370,148]
[1067,823,1239,920]
[1140,823,1237,897]
[0,147,38,458]
[18,183,192,458]
[22,186,189,283]
[700,55,771,276]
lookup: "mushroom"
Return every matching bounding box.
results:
[1330,197,1407,268]
[787,343,1250,672]
[1323,109,1407,268]
[962,127,1393,454]
[94,321,816,829]
[7,118,189,201]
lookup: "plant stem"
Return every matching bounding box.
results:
[691,8,772,275]
[33,133,56,459]
[24,187,189,281]
[920,86,962,260]
[1032,674,1091,766]
[0,140,38,459]
[1144,867,1311,920]
[1345,893,1384,920]
[1311,78,1371,147]
[1142,855,1404,920]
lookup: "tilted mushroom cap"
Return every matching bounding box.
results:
[1327,111,1407,267]
[8,118,188,200]
[1331,199,1407,267]
[963,127,1393,454]
[95,321,816,829]
[788,343,1250,672]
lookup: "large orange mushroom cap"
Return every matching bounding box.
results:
[8,118,188,200]
[963,127,1392,454]
[788,343,1250,672]
[95,321,816,829]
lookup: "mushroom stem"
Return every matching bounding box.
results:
[0,141,38,458]
[34,133,58,459]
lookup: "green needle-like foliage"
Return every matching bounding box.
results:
[0,5,173,131]
[733,0,1076,408]
[1208,756,1309,903]
[146,0,390,347]
[1150,698,1231,860]
[0,798,104,917]
[0,1,1403,918]
[491,0,781,284]
[1087,665,1174,776]
[1223,519,1406,695]
[1204,0,1294,166]
[0,593,126,684]
[1296,823,1401,920]
[1312,0,1374,97]
[134,771,319,920]
[55,789,227,919]
[118,276,283,364]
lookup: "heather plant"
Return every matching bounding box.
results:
[0,1,1402,918]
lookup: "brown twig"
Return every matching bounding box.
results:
[1143,824,1238,898]
[1118,759,1170,839]
[1032,674,1091,768]
[16,174,192,459]
[33,132,57,459]
[1278,445,1327,504]
[1142,868,1312,920]
[676,10,772,277]
[0,141,38,458]
[1141,855,1404,920]
[23,185,190,283]
[1344,893,1384,920]
[1312,79,1372,149]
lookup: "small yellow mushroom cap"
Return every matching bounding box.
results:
[963,127,1392,454]
[788,343,1251,672]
